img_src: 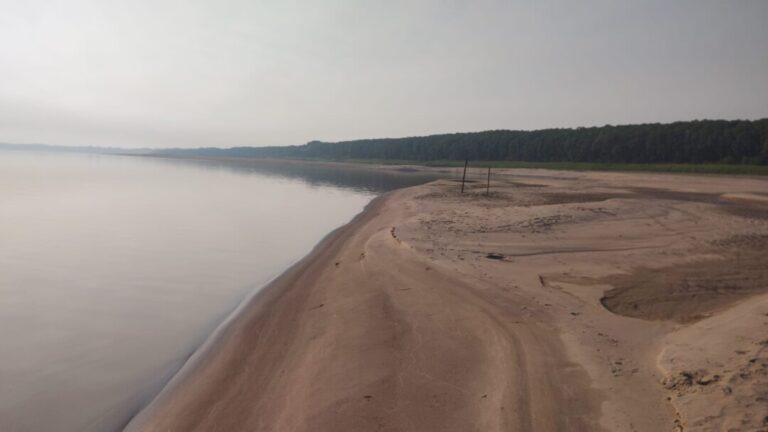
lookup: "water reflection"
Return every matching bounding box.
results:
[141,156,444,193]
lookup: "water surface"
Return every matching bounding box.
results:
[0,151,439,431]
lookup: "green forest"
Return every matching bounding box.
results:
[156,119,768,165]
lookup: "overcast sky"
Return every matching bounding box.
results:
[1,1,767,148]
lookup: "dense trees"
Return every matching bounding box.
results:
[156,119,768,165]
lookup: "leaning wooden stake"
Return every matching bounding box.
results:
[486,166,491,195]
[460,159,468,193]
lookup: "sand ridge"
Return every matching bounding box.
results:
[128,168,768,431]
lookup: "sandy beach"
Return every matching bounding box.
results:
[126,168,768,432]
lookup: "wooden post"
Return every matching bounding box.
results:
[460,159,468,193]
[486,166,491,195]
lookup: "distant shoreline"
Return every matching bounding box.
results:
[5,117,768,175]
[4,140,768,176]
[139,153,768,176]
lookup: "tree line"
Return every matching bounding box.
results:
[155,119,768,165]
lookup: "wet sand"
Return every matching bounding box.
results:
[127,168,768,431]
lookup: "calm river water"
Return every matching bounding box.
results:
[0,150,440,431]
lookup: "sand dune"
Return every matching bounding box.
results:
[127,168,768,431]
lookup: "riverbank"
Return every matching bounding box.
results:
[302,158,768,176]
[127,168,768,431]
[141,153,768,176]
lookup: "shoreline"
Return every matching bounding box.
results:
[128,169,768,431]
[126,182,604,431]
[135,153,768,177]
[124,193,392,430]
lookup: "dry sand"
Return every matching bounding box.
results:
[127,168,768,432]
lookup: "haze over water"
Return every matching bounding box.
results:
[0,150,439,432]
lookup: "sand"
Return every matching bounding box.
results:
[126,168,768,432]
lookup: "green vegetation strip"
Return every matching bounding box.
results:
[309,158,768,175]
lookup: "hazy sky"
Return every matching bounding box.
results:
[1,1,767,148]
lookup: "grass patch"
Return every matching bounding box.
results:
[288,158,768,175]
